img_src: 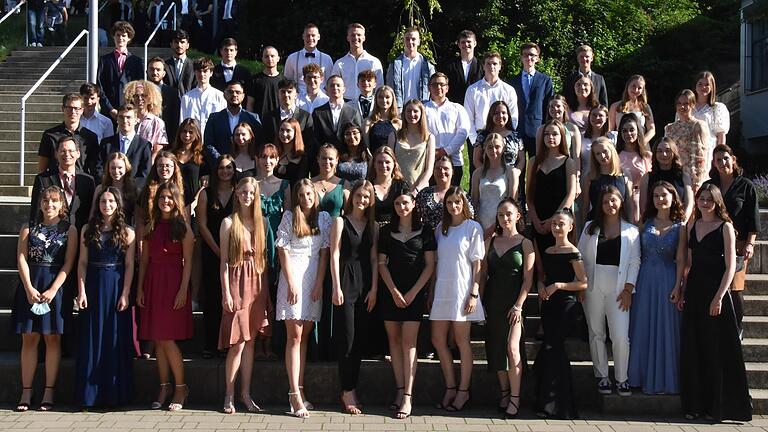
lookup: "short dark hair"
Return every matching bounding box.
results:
[193,57,214,71]
[62,93,83,107]
[226,80,245,91]
[171,29,189,42]
[220,37,238,49]
[148,56,165,67]
[429,72,449,84]
[484,51,502,63]
[457,30,476,42]
[117,104,136,114]
[278,79,298,91]
[56,135,78,151]
[357,69,376,82]
[520,42,540,55]
[79,82,100,97]
[111,21,135,40]
[262,45,278,57]
[304,23,319,31]
[302,63,323,78]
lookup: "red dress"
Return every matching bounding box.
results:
[138,220,193,341]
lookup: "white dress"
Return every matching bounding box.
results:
[477,172,507,230]
[275,211,331,322]
[430,219,486,322]
[692,101,730,160]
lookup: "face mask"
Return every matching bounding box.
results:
[30,302,51,316]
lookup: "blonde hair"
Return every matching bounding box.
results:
[589,137,622,180]
[291,178,320,238]
[369,85,400,125]
[619,75,649,114]
[397,99,429,143]
[124,80,163,116]
[228,177,266,272]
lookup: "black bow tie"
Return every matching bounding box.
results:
[223,65,234,71]
[304,52,316,58]
[359,96,372,117]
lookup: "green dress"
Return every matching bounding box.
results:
[483,238,525,371]
[319,180,345,217]
[261,179,290,270]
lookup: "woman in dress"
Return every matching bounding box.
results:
[219,177,270,414]
[570,75,599,134]
[275,179,332,418]
[472,100,524,173]
[703,144,760,336]
[679,184,751,422]
[92,152,137,225]
[368,146,410,226]
[581,105,617,181]
[231,122,258,173]
[664,89,711,192]
[616,114,652,223]
[416,156,473,229]
[639,138,695,222]
[430,187,485,412]
[471,133,517,236]
[330,180,378,415]
[136,151,185,240]
[378,190,436,419]
[582,138,632,224]
[366,85,401,154]
[124,80,169,159]
[167,118,204,209]
[539,95,581,163]
[387,99,435,193]
[609,74,656,143]
[196,155,236,359]
[527,119,577,253]
[337,123,370,182]
[578,186,641,397]
[14,186,78,412]
[480,198,534,418]
[275,118,309,185]
[693,71,730,155]
[76,187,136,408]
[534,208,587,419]
[136,182,194,411]
[628,180,686,394]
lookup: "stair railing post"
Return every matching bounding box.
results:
[0,1,25,26]
[144,2,176,80]
[88,0,99,82]
[19,100,25,186]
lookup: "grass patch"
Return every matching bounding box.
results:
[0,11,26,61]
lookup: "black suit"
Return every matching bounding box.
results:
[203,107,262,169]
[164,56,197,97]
[562,70,608,110]
[97,134,153,189]
[441,56,484,105]
[210,63,251,92]
[97,51,144,115]
[29,169,95,231]
[311,103,363,174]
[158,82,181,140]
[262,107,314,147]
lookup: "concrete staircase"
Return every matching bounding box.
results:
[0,46,171,197]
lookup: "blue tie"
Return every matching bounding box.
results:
[120,136,130,154]
[523,73,532,100]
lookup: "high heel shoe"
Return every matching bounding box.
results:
[39,386,55,411]
[497,389,511,413]
[15,387,32,412]
[394,393,412,419]
[505,394,520,419]
[151,383,172,410]
[288,391,309,418]
[168,384,189,411]
[435,386,457,409]
[223,395,235,414]
[445,388,471,412]
[240,395,264,413]
[389,386,404,410]
[298,386,313,410]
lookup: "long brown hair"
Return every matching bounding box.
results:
[695,71,718,106]
[367,146,404,182]
[232,122,258,159]
[208,154,237,210]
[440,186,472,236]
[397,99,429,143]
[228,177,266,272]
[643,181,685,223]
[145,182,187,240]
[101,152,137,206]
[343,180,376,231]
[168,118,204,165]
[529,119,569,200]
[137,151,185,219]
[616,113,649,158]
[586,185,628,235]
[291,178,320,238]
[619,74,649,113]
[279,118,305,157]
[709,144,743,179]
[694,183,732,223]
[84,187,130,251]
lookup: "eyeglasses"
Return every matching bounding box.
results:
[63,106,83,111]
[430,82,448,87]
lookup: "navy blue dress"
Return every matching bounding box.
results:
[76,234,134,407]
[12,221,71,334]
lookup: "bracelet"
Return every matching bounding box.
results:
[469,293,479,299]
[512,305,522,312]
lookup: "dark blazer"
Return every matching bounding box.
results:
[97,51,144,115]
[441,56,484,105]
[311,103,363,174]
[509,71,554,140]
[563,69,608,110]
[158,82,181,140]
[210,63,251,92]
[203,107,262,168]
[262,107,314,145]
[29,169,95,231]
[97,134,153,189]
[164,56,197,97]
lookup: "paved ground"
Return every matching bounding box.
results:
[0,407,766,431]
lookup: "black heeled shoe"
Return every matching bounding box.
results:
[389,386,404,411]
[39,386,55,411]
[505,395,520,419]
[394,393,412,419]
[445,388,471,412]
[435,386,457,409]
[15,387,32,412]
[497,389,511,413]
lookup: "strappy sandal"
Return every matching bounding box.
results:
[394,393,412,419]
[298,386,313,410]
[389,386,404,410]
[168,384,189,411]
[505,394,521,419]
[151,382,172,410]
[223,394,235,414]
[445,388,471,412]
[498,389,511,413]
[435,386,457,409]
[39,386,55,411]
[240,395,264,413]
[288,391,309,418]
[15,387,32,412]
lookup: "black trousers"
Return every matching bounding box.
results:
[333,290,369,391]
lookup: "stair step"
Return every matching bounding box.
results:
[746,274,768,295]
[0,111,62,122]
[0,174,36,186]
[0,94,68,104]
[0,186,33,197]
[744,316,768,338]
[0,151,39,162]
[0,102,61,112]
[0,202,30,233]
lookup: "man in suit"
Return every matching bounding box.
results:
[29,136,95,231]
[38,93,100,177]
[509,42,554,157]
[203,80,262,169]
[97,104,153,189]
[562,44,608,110]
[97,21,144,120]
[312,75,363,171]
[442,30,484,106]
[386,26,435,110]
[345,69,376,119]
[262,79,314,146]
[148,56,181,141]
[164,29,196,98]
[210,37,250,92]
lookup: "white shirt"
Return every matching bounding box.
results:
[227,106,242,132]
[463,78,519,143]
[284,48,334,96]
[180,85,227,134]
[402,54,422,102]
[223,0,233,19]
[329,101,343,129]
[221,61,235,83]
[80,110,114,143]
[331,50,384,99]
[424,99,471,166]
[280,106,295,121]
[296,90,329,114]
[461,59,472,81]
[180,0,188,14]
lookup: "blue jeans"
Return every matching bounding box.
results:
[27,7,44,44]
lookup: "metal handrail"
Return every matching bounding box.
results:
[144,2,176,79]
[0,1,24,26]
[19,29,89,186]
[99,0,109,12]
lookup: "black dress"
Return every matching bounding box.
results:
[178,160,201,207]
[200,187,233,353]
[647,168,686,206]
[333,217,373,390]
[374,179,409,226]
[533,161,567,252]
[680,221,752,421]
[368,120,396,154]
[376,224,436,321]
[534,250,583,419]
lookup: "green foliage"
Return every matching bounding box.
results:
[387,0,442,62]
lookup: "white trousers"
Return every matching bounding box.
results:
[583,264,630,382]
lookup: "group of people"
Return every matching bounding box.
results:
[12,18,758,424]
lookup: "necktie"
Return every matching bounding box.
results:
[120,136,130,154]
[177,58,183,80]
[359,96,371,118]
[523,73,532,100]
[305,52,316,58]
[61,172,74,197]
[115,50,126,74]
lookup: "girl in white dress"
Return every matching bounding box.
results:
[275,178,331,418]
[430,186,485,412]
